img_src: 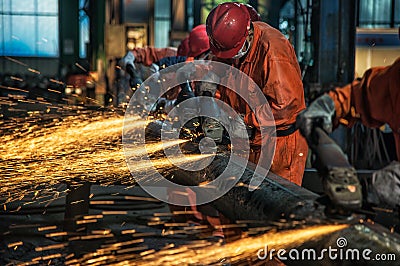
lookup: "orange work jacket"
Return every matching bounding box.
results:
[329,57,400,160]
[217,22,308,185]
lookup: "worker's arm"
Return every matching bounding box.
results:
[132,47,177,66]
[330,58,400,128]
[329,58,400,159]
[244,58,306,131]
[295,80,358,145]
[297,58,400,210]
[297,58,400,144]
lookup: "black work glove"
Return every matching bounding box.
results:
[370,161,400,209]
[296,94,336,144]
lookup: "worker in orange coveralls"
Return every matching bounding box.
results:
[116,46,177,105]
[206,2,308,185]
[296,56,400,209]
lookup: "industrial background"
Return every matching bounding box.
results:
[0,0,400,265]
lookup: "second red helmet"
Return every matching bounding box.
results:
[177,36,190,57]
[188,24,210,58]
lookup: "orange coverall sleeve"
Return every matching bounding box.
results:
[132,47,177,66]
[328,57,400,159]
[244,58,305,129]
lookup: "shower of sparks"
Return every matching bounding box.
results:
[137,225,348,265]
[125,139,187,157]
[4,56,28,66]
[1,114,131,203]
[0,59,239,265]
[66,224,348,265]
[0,106,210,205]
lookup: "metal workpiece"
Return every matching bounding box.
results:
[208,156,323,223]
[157,153,400,264]
[158,153,322,223]
[2,110,400,265]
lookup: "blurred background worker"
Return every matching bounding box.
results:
[127,46,177,67]
[296,56,400,209]
[120,45,177,82]
[206,2,308,185]
[151,24,212,106]
[115,45,176,106]
[117,25,210,109]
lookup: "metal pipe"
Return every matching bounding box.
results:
[154,152,400,263]
[168,154,323,223]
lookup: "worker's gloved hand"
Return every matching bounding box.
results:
[176,62,197,84]
[296,94,336,144]
[370,161,400,208]
[197,72,219,97]
[119,51,136,78]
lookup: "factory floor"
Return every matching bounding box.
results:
[1,102,399,265]
[0,184,220,265]
[1,182,399,266]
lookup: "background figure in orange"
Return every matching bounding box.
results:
[296,57,400,208]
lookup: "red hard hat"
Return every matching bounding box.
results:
[206,2,251,59]
[188,24,210,58]
[177,36,190,56]
[245,4,261,22]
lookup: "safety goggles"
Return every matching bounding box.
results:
[232,39,250,59]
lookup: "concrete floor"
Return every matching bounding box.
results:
[0,185,212,265]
